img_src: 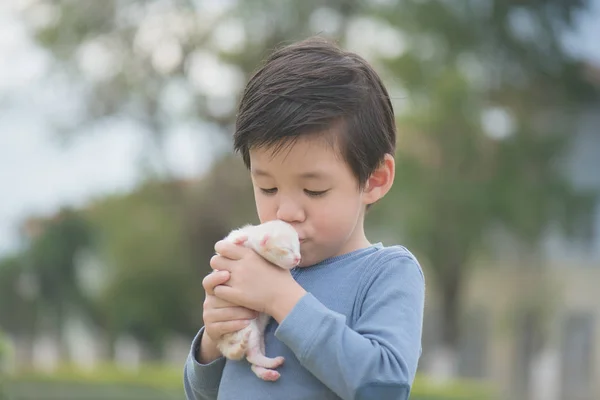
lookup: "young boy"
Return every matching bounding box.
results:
[183,36,425,400]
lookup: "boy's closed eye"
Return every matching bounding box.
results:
[304,189,329,197]
[259,188,330,197]
[260,187,278,195]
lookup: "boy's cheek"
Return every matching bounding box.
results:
[255,204,275,222]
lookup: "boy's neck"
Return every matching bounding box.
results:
[336,218,371,257]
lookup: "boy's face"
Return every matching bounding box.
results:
[249,134,376,267]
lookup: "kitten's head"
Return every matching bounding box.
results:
[256,220,301,269]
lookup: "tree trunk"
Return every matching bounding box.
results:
[142,338,165,363]
[427,261,463,382]
[103,327,117,362]
[513,247,552,400]
[55,300,70,365]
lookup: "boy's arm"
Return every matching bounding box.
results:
[274,256,425,400]
[183,327,226,400]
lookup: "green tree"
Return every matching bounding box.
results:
[24,208,95,362]
[17,0,357,173]
[0,254,36,338]
[0,254,38,368]
[83,163,256,359]
[84,179,199,359]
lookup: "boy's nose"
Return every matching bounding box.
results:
[276,197,305,223]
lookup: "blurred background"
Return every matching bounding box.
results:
[0,0,599,399]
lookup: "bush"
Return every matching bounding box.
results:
[5,363,184,400]
[410,375,496,400]
[0,331,9,400]
[0,332,8,371]
[8,363,183,390]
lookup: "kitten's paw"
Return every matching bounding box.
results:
[246,353,285,369]
[271,356,285,368]
[251,365,280,382]
[261,370,281,381]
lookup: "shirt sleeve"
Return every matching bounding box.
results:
[274,256,425,400]
[183,327,226,400]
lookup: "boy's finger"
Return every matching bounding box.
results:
[213,285,253,312]
[213,284,239,304]
[209,254,227,272]
[207,306,257,321]
[209,254,239,273]
[204,292,241,310]
[209,297,243,309]
[202,270,230,294]
[214,240,247,260]
[213,320,252,337]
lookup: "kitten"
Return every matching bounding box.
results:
[215,219,301,381]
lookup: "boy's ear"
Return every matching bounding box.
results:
[362,154,395,205]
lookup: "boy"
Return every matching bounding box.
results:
[183,36,425,400]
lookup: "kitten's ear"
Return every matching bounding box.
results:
[260,234,270,247]
[232,235,248,245]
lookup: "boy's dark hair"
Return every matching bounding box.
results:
[233,36,396,189]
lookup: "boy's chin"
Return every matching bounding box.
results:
[296,255,321,268]
[295,256,309,268]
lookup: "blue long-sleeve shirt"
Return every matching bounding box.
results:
[183,243,425,400]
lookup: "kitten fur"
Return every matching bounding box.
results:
[215,219,301,381]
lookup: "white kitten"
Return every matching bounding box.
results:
[215,219,301,381]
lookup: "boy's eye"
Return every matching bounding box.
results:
[304,189,329,197]
[260,187,277,195]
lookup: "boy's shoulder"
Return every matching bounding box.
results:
[361,243,425,282]
[351,244,425,315]
[369,243,419,263]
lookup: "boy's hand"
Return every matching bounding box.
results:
[210,240,306,322]
[202,270,258,342]
[198,270,258,363]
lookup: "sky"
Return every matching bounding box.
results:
[0,0,599,256]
